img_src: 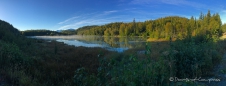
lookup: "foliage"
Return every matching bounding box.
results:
[60,29,77,35]
[171,35,221,78]
[0,41,35,85]
[0,42,31,69]
[75,11,222,39]
[21,29,78,36]
[222,23,226,33]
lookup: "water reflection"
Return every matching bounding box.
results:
[57,39,103,47]
[30,35,148,52]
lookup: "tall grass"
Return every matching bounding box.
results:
[0,40,111,85]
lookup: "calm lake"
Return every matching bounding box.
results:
[29,35,149,52]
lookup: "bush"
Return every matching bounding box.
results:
[167,35,222,78]
[0,42,23,68]
[0,41,35,85]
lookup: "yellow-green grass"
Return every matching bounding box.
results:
[220,35,226,40]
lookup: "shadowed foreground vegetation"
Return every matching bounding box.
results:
[0,38,114,85]
[73,35,225,86]
[1,34,225,85]
[0,19,112,85]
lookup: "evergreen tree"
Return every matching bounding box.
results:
[119,23,126,36]
[74,11,223,40]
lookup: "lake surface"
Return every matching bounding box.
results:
[29,35,149,52]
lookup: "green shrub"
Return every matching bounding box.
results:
[73,43,171,86]
[0,41,33,69]
[0,42,22,68]
[169,35,221,78]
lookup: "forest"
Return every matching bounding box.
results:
[21,29,61,36]
[21,29,77,36]
[76,11,223,39]
[1,11,226,85]
[22,11,225,41]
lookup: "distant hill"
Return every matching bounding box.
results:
[60,28,76,35]
[74,11,223,40]
[56,30,62,32]
[0,19,22,42]
[67,28,75,31]
[56,28,75,32]
[21,28,76,36]
[54,11,223,39]
[21,29,61,36]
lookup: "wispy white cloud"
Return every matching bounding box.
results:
[57,12,99,26]
[57,10,131,30]
[58,19,112,30]
[55,0,226,31]
[160,0,194,6]
[130,0,206,9]
[57,7,193,30]
[130,0,153,5]
[58,16,80,24]
[104,10,118,14]
[222,10,226,13]
[129,10,191,20]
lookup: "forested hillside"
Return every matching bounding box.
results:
[21,29,61,36]
[0,19,111,85]
[21,11,224,40]
[0,19,37,85]
[21,29,77,36]
[0,20,21,41]
[76,11,222,40]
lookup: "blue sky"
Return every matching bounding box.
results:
[0,0,226,31]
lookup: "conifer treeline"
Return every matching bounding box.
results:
[21,29,77,36]
[21,11,224,39]
[76,11,222,39]
[21,29,61,36]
